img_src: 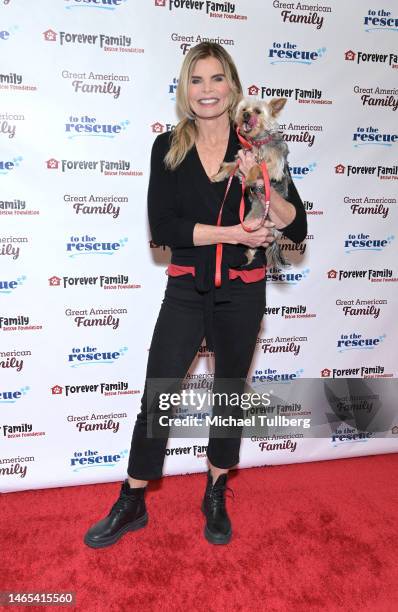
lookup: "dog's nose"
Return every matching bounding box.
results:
[243,111,251,122]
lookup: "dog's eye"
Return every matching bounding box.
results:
[254,108,261,114]
[241,107,246,112]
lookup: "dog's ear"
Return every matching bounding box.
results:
[269,98,287,117]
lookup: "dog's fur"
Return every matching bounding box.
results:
[212,97,291,267]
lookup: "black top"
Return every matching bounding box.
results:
[147,123,307,349]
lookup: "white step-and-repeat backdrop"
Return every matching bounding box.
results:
[1,0,397,492]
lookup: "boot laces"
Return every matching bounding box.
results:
[110,490,138,515]
[209,484,235,509]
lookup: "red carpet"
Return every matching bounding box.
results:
[1,453,398,612]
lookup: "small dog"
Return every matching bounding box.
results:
[212,97,291,267]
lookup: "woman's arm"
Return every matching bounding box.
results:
[148,134,275,249]
[193,219,276,247]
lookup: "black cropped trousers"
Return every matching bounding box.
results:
[127,273,266,480]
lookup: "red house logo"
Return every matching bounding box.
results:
[248,84,260,96]
[151,122,164,134]
[335,164,345,174]
[43,29,57,42]
[327,269,337,279]
[46,158,59,169]
[321,368,331,378]
[49,276,61,286]
[155,0,166,6]
[51,385,63,395]
[345,50,356,61]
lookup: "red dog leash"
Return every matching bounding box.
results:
[214,127,271,287]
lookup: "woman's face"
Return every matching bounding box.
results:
[187,56,232,121]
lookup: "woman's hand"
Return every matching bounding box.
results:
[229,218,276,248]
[237,149,257,177]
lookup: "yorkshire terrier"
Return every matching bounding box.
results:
[212,97,291,267]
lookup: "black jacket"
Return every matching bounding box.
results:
[148,123,307,298]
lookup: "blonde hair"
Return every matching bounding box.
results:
[164,42,243,170]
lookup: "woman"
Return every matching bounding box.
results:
[84,42,307,548]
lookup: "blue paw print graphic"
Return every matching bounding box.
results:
[119,237,128,248]
[119,346,128,355]
[120,120,130,131]
[317,47,327,58]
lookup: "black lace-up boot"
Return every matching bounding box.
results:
[201,469,233,545]
[84,479,148,548]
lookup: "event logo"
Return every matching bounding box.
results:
[0,112,25,139]
[252,368,304,384]
[0,349,31,372]
[304,199,323,215]
[1,423,45,439]
[268,42,326,65]
[335,162,398,179]
[0,386,30,404]
[255,436,299,454]
[272,1,331,29]
[0,315,42,332]
[0,197,39,216]
[288,162,316,179]
[151,121,176,133]
[248,84,333,105]
[0,276,26,295]
[0,236,28,260]
[0,455,33,479]
[344,233,394,253]
[65,0,128,10]
[353,126,398,147]
[64,307,128,329]
[155,1,247,21]
[337,332,386,352]
[279,234,309,256]
[0,156,23,175]
[49,274,140,289]
[256,335,308,357]
[0,72,37,92]
[169,77,178,100]
[67,413,128,434]
[43,29,141,53]
[279,122,322,147]
[61,70,130,99]
[65,116,131,139]
[343,195,395,217]
[345,49,398,69]
[196,343,214,358]
[52,381,136,397]
[170,32,235,54]
[335,298,387,319]
[165,445,208,459]
[64,193,127,218]
[46,158,141,176]
[70,448,129,472]
[68,345,128,367]
[331,423,373,445]
[66,235,128,258]
[327,268,398,283]
[363,8,398,32]
[266,267,310,284]
[264,303,316,319]
[321,365,389,379]
[353,85,398,111]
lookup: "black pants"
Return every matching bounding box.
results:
[127,273,266,480]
